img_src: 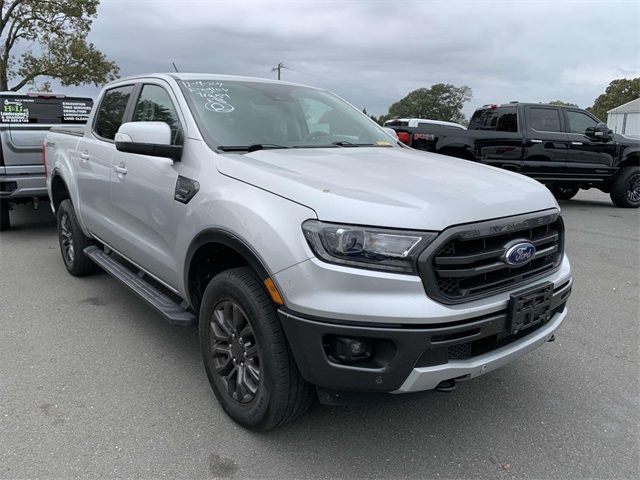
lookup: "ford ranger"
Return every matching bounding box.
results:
[45,74,573,430]
[0,92,92,230]
[387,102,640,208]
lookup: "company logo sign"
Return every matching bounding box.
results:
[504,241,536,267]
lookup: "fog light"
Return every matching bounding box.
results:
[331,336,371,363]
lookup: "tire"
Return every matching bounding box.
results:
[610,166,640,208]
[56,199,98,276]
[0,199,10,232]
[550,185,579,201]
[199,267,313,431]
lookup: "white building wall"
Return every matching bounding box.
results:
[607,112,640,136]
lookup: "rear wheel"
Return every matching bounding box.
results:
[199,267,313,430]
[56,199,98,276]
[610,166,640,208]
[550,185,579,201]
[0,199,10,231]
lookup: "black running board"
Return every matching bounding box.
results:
[83,245,196,326]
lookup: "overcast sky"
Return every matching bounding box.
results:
[57,0,640,117]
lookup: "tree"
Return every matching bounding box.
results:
[548,100,579,107]
[386,84,472,124]
[588,78,640,122]
[0,0,119,91]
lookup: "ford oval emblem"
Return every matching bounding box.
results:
[504,240,536,267]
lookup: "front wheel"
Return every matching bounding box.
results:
[199,267,313,430]
[550,185,579,201]
[610,166,640,208]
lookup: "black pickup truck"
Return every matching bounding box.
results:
[387,103,640,208]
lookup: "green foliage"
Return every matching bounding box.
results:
[548,100,579,107]
[386,84,472,124]
[589,78,640,122]
[0,0,119,91]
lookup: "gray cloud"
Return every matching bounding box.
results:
[51,0,640,117]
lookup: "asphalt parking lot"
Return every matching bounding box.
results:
[1,189,638,480]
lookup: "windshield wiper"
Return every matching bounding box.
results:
[218,144,291,152]
[331,141,387,147]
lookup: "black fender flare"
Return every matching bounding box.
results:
[183,228,272,307]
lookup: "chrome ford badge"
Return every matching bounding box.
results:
[504,240,536,266]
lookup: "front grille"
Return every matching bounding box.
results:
[419,210,564,304]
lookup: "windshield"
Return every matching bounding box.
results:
[179,80,396,150]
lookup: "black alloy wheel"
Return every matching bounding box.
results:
[210,300,261,404]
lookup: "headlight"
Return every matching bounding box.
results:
[302,220,437,273]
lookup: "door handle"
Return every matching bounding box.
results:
[530,139,543,144]
[571,141,583,146]
[79,152,90,160]
[113,164,128,175]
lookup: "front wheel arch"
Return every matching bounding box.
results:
[184,229,274,312]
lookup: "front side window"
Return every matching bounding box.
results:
[527,108,562,133]
[179,80,394,149]
[94,85,134,140]
[566,110,598,135]
[132,84,182,144]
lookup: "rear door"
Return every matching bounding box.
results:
[521,106,570,179]
[468,107,523,171]
[108,82,185,286]
[564,109,617,180]
[77,85,135,242]
[1,95,92,167]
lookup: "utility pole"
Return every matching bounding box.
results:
[272,62,285,80]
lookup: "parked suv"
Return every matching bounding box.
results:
[45,74,573,430]
[387,102,640,208]
[0,92,92,230]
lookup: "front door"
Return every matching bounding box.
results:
[521,106,570,180]
[564,109,617,181]
[108,82,185,287]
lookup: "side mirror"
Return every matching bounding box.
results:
[382,127,399,140]
[115,121,182,161]
[585,122,611,141]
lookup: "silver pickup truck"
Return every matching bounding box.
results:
[0,92,92,230]
[45,73,573,430]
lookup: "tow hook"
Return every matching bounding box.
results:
[547,334,556,342]
[435,379,456,393]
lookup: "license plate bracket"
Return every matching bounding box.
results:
[508,282,554,334]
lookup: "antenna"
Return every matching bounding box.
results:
[172,62,179,73]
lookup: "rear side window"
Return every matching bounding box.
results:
[527,108,562,132]
[0,96,92,124]
[132,85,182,144]
[468,108,518,132]
[94,86,134,140]
[566,110,598,134]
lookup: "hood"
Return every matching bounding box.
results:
[216,147,558,231]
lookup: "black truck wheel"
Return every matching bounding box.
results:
[199,267,313,431]
[0,199,10,231]
[56,200,98,276]
[550,185,579,201]
[610,166,640,208]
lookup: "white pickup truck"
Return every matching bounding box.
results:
[45,73,573,430]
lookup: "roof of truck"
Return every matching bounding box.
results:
[109,73,316,90]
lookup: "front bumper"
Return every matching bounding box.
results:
[279,277,572,393]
